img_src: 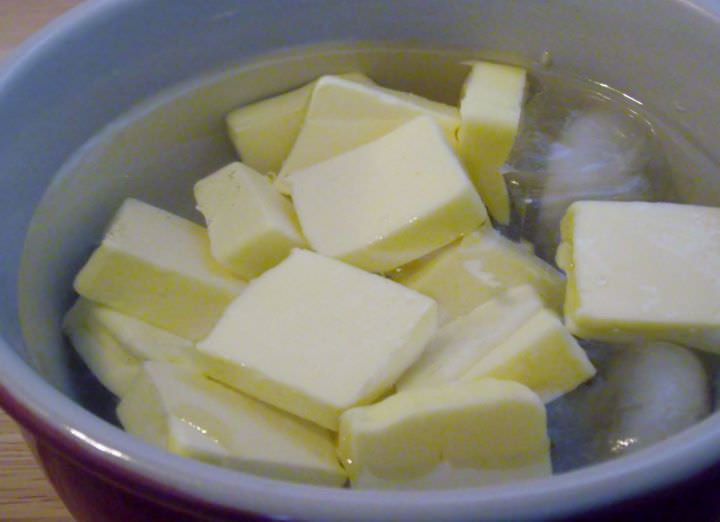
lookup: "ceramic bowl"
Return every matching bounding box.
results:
[2,1,720,520]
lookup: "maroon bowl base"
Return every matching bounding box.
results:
[7,378,720,521]
[0,383,287,522]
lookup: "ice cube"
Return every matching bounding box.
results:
[503,73,670,260]
[598,342,710,456]
[535,109,655,252]
[546,341,620,472]
[548,341,710,472]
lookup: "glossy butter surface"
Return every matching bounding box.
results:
[198,249,437,430]
[291,117,486,273]
[118,362,346,486]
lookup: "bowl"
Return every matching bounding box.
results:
[2,1,720,520]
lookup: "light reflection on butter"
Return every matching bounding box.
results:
[69,428,129,460]
[179,417,212,438]
[462,260,502,288]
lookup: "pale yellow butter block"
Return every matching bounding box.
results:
[397,285,544,391]
[463,309,596,402]
[73,199,245,341]
[392,226,564,323]
[63,321,141,397]
[290,117,486,273]
[557,201,720,353]
[458,62,526,224]
[226,73,373,174]
[117,362,346,486]
[197,249,437,431]
[194,162,306,279]
[338,379,551,489]
[277,75,461,186]
[64,297,194,364]
[62,298,196,397]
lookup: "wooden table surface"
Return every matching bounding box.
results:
[1,4,83,521]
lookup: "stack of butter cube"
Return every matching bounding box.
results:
[64,60,720,490]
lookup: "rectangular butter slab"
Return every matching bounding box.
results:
[198,249,437,431]
[118,362,346,486]
[463,309,596,402]
[226,73,373,174]
[63,320,141,398]
[64,297,194,363]
[277,75,461,185]
[290,117,487,273]
[338,379,550,489]
[458,61,526,224]
[393,225,564,323]
[397,285,544,391]
[194,162,305,279]
[557,201,720,353]
[73,199,245,341]
[62,297,197,397]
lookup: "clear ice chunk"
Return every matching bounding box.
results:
[548,341,710,473]
[503,73,672,260]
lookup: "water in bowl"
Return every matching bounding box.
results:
[19,45,720,478]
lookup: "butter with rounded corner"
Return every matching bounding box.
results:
[338,379,551,489]
[118,361,346,486]
[194,162,306,279]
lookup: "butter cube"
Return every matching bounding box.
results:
[62,298,196,396]
[63,321,141,397]
[198,249,437,431]
[463,309,596,402]
[397,286,544,391]
[117,362,346,486]
[290,117,487,273]
[194,162,306,279]
[392,226,564,323]
[557,201,720,353]
[458,62,526,224]
[226,73,373,174]
[277,76,461,186]
[74,199,245,341]
[64,298,194,362]
[338,379,551,489]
